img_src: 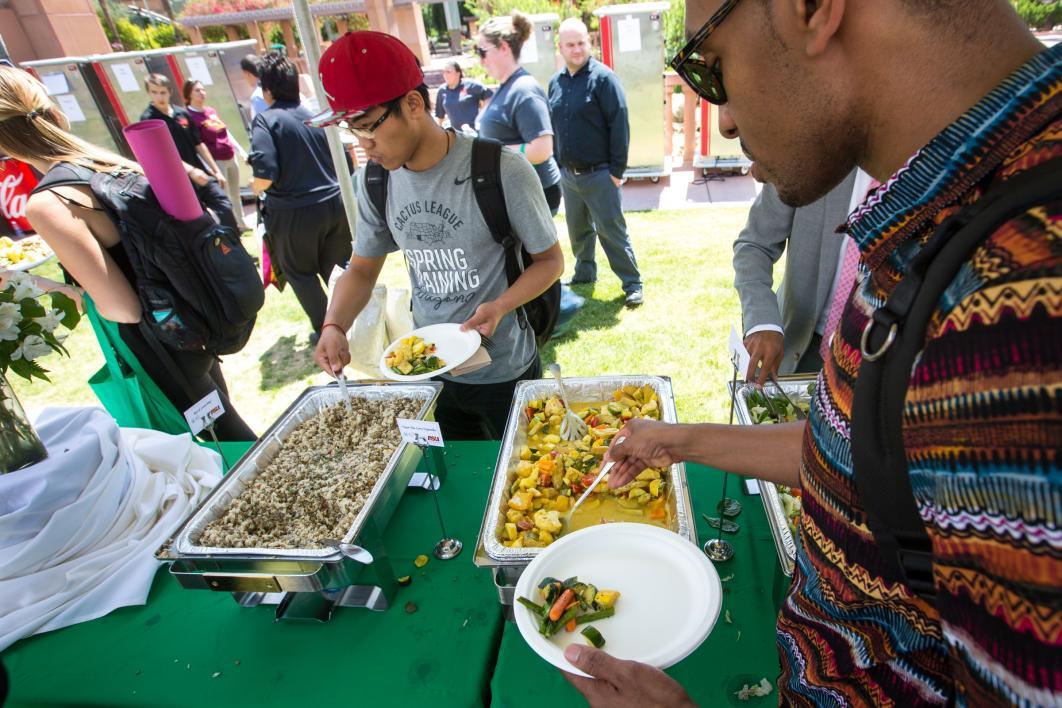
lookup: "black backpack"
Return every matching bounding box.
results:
[41,167,264,356]
[365,137,561,347]
[852,156,1061,601]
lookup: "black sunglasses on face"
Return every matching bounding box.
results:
[670,0,742,105]
[474,45,489,59]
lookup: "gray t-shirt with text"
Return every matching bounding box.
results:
[354,132,557,384]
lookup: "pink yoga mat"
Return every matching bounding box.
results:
[123,120,202,221]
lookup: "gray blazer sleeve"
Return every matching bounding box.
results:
[732,184,796,333]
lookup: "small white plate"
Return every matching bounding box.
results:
[514,523,722,677]
[379,323,481,382]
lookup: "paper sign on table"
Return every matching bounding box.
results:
[397,418,444,447]
[184,389,225,435]
[110,63,140,93]
[40,72,70,96]
[728,325,751,379]
[617,16,642,53]
[55,94,85,123]
[184,56,214,86]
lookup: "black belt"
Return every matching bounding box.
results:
[564,163,609,176]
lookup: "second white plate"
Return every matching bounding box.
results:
[379,323,481,382]
[513,523,722,677]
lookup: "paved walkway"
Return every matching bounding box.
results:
[617,167,761,212]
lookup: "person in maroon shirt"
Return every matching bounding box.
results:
[183,80,250,232]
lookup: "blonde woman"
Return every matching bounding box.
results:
[476,11,562,214]
[0,65,255,440]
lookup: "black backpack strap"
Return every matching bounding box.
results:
[364,161,389,224]
[852,157,1062,601]
[31,163,105,212]
[471,137,528,328]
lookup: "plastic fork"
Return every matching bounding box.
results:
[549,363,588,441]
[335,371,353,414]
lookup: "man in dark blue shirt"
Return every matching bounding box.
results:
[249,52,352,344]
[548,18,642,307]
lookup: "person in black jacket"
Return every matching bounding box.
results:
[249,53,352,344]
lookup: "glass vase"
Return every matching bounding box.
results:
[0,370,47,473]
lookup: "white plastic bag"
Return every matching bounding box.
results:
[384,287,413,342]
[346,285,388,379]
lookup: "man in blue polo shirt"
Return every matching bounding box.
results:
[249,52,352,344]
[548,18,642,308]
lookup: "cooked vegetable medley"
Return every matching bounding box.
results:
[518,575,619,645]
[746,383,813,424]
[500,384,669,548]
[386,335,445,376]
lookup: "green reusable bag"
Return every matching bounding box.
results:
[84,295,190,436]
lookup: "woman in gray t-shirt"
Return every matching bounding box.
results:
[476,11,562,215]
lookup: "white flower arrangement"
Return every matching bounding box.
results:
[0,270,80,382]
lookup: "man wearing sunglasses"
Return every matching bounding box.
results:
[310,31,564,440]
[564,1,1060,706]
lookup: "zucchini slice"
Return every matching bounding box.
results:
[580,626,606,648]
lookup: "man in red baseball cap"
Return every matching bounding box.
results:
[313,32,565,440]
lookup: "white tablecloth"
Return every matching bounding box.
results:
[0,407,221,651]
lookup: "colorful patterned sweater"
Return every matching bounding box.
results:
[777,44,1061,706]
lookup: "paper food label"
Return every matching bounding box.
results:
[397,418,445,447]
[728,324,752,378]
[184,389,225,435]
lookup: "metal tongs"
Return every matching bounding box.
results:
[565,436,625,525]
[334,370,353,414]
[550,363,589,441]
[766,374,807,421]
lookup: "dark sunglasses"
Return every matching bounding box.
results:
[669,0,742,105]
[474,44,490,59]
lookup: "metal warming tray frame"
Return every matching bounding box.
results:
[730,374,817,577]
[156,381,443,621]
[474,375,697,608]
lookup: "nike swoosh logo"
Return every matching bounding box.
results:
[454,175,472,185]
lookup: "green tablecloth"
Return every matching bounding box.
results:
[3,443,505,707]
[2,441,787,706]
[490,466,786,707]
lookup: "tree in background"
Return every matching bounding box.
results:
[1011,0,1062,29]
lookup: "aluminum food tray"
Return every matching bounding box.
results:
[476,375,696,571]
[168,382,441,560]
[731,374,817,577]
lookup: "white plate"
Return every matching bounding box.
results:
[379,323,481,382]
[514,523,722,677]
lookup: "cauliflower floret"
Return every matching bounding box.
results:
[533,509,563,534]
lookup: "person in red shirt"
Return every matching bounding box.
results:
[183,80,250,232]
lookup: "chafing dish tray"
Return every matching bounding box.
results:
[731,374,817,577]
[156,382,441,615]
[474,376,697,603]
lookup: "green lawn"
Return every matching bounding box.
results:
[12,206,760,432]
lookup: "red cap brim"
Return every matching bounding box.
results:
[305,105,367,129]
